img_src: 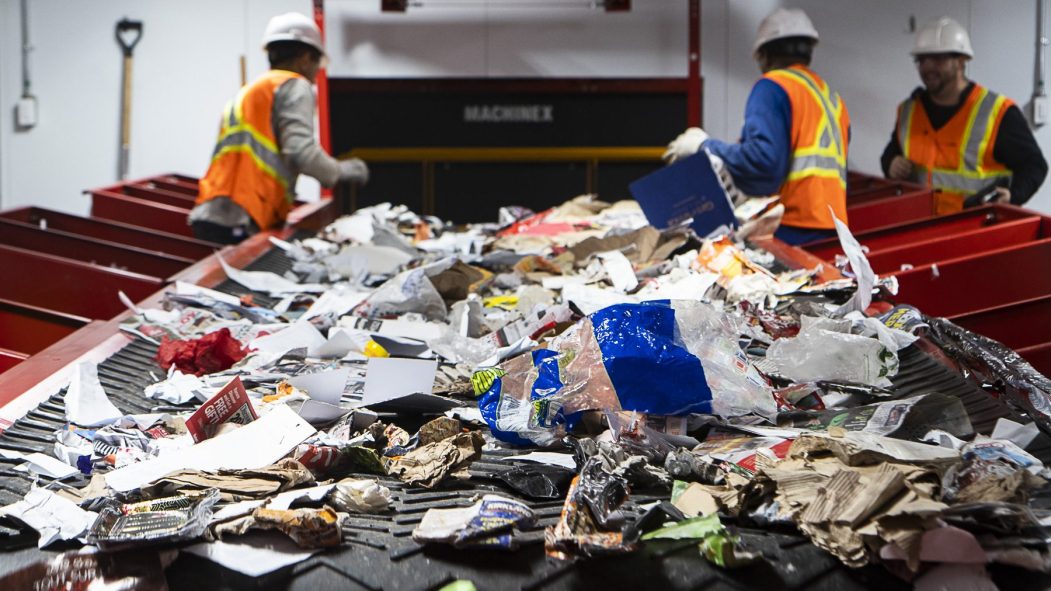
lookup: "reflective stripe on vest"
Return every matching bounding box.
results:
[775,68,848,186]
[211,87,295,196]
[899,87,1012,195]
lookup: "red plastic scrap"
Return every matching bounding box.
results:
[155,328,250,376]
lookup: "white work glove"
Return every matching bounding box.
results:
[662,127,709,164]
[339,158,370,186]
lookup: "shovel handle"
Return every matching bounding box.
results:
[121,56,133,148]
[116,18,143,57]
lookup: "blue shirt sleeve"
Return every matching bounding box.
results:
[702,78,791,196]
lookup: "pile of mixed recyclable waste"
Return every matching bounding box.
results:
[2,195,1050,590]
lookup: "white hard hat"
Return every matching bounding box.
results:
[262,12,325,55]
[911,17,973,58]
[753,8,819,54]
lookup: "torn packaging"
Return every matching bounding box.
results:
[544,457,633,559]
[251,506,343,548]
[477,300,773,446]
[88,489,220,549]
[385,431,484,488]
[412,495,535,549]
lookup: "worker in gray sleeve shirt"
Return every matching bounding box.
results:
[190,12,368,244]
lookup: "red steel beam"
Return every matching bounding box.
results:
[805,205,1035,260]
[121,185,195,208]
[0,207,218,259]
[846,190,936,233]
[90,192,196,238]
[144,179,197,196]
[893,238,1051,318]
[864,217,1042,276]
[0,219,193,279]
[0,349,27,375]
[950,294,1051,351]
[0,244,163,320]
[0,298,89,355]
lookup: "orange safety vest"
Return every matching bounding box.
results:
[763,65,850,229]
[896,83,1013,215]
[196,70,302,230]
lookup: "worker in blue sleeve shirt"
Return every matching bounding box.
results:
[664,8,851,246]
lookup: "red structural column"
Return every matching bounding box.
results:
[688,0,701,127]
[313,0,332,157]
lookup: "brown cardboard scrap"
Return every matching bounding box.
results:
[386,431,484,488]
[141,458,314,501]
[417,417,463,446]
[672,482,720,518]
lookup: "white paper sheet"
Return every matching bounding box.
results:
[300,289,370,322]
[326,214,375,244]
[314,329,364,359]
[296,400,347,424]
[503,451,578,470]
[0,488,97,547]
[144,369,209,405]
[65,361,122,427]
[106,405,315,492]
[14,452,79,479]
[361,358,438,406]
[174,281,242,306]
[597,250,639,293]
[991,418,1041,449]
[218,255,326,296]
[183,533,317,577]
[831,210,876,316]
[561,283,638,315]
[288,367,350,405]
[249,322,326,357]
[327,244,413,276]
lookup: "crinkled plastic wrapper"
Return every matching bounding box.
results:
[476,301,774,445]
[87,488,220,549]
[545,457,634,558]
[927,317,1051,433]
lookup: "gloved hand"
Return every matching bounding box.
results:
[339,158,369,186]
[888,155,913,180]
[662,127,709,164]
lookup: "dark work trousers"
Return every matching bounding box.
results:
[190,220,257,245]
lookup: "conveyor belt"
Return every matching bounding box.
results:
[0,246,1048,589]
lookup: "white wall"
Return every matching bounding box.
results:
[2,1,1050,216]
[0,0,310,216]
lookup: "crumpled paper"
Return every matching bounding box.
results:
[386,431,484,488]
[0,488,98,547]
